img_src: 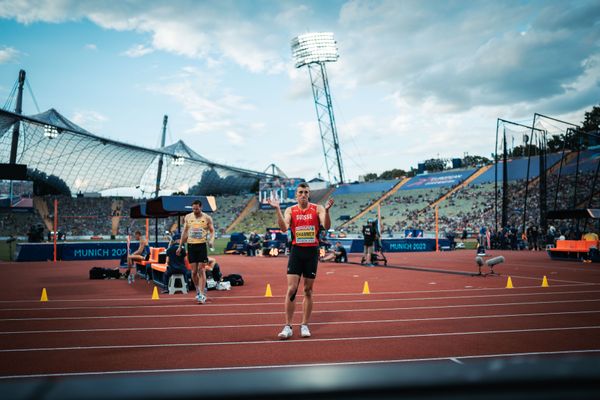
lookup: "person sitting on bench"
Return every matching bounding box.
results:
[321,241,347,263]
[126,231,149,284]
[162,233,190,292]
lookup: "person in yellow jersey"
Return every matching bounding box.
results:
[583,231,599,242]
[178,199,215,304]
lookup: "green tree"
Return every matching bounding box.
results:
[462,155,492,167]
[378,168,407,180]
[581,104,600,133]
[546,134,565,153]
[362,173,378,182]
[578,104,600,149]
[423,158,446,172]
[27,169,71,196]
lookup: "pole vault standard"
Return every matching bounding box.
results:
[532,113,580,237]
[494,119,545,234]
[53,199,58,263]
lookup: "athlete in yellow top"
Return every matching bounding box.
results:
[178,199,215,304]
[583,232,599,242]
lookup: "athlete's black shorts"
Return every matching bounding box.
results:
[287,245,319,279]
[187,243,208,264]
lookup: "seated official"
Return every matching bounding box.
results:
[322,241,347,263]
[246,232,262,256]
[162,233,191,292]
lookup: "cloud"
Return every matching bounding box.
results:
[84,43,97,51]
[0,1,291,72]
[1,0,597,180]
[0,46,21,63]
[225,130,244,146]
[70,110,108,132]
[121,44,153,58]
[281,121,320,158]
[337,0,600,111]
[147,66,259,147]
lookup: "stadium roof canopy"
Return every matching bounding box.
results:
[0,108,274,195]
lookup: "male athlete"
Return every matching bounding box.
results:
[178,199,215,304]
[268,182,334,339]
[126,230,148,284]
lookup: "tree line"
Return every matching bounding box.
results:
[362,104,600,182]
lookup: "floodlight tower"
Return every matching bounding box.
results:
[291,32,345,184]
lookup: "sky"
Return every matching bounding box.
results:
[0,0,599,184]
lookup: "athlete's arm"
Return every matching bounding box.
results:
[177,219,189,255]
[268,198,290,231]
[318,197,334,230]
[207,215,215,248]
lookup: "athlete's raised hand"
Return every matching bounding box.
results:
[267,197,281,209]
[325,197,334,211]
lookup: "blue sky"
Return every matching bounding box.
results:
[1,0,599,184]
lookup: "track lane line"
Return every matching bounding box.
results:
[3,348,600,380]
[1,325,599,353]
[1,289,599,312]
[2,298,599,322]
[0,282,596,304]
[1,310,598,335]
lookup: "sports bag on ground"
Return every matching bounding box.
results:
[89,267,121,280]
[223,274,244,286]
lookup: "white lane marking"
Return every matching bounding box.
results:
[0,282,595,304]
[1,310,598,336]
[450,357,464,364]
[2,289,599,312]
[3,348,600,380]
[1,298,599,323]
[1,325,599,353]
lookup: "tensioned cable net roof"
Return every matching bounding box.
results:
[0,107,271,195]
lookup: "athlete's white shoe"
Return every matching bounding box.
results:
[196,293,206,304]
[278,325,293,339]
[300,324,311,338]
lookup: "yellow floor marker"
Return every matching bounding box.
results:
[264,283,273,297]
[40,288,48,302]
[541,276,549,287]
[362,281,370,294]
[152,286,160,300]
[506,276,514,289]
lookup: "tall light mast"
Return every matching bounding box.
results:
[291,32,345,184]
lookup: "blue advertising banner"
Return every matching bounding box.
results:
[402,170,475,190]
[16,241,169,262]
[334,238,451,253]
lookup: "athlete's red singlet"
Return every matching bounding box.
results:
[290,203,320,247]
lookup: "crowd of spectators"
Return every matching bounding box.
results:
[1,155,598,247]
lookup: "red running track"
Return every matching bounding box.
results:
[0,250,599,379]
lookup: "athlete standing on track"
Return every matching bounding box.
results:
[268,182,334,339]
[178,200,215,304]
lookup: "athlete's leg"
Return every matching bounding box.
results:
[191,263,200,293]
[285,274,301,325]
[301,277,315,325]
[199,263,207,294]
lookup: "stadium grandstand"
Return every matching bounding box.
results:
[1,120,599,245]
[0,70,598,252]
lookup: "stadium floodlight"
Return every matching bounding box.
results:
[291,32,345,184]
[291,32,339,68]
[43,125,59,139]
